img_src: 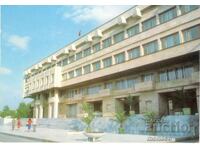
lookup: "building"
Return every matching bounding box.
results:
[23,5,200,119]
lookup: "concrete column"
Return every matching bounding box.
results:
[156,14,160,25]
[124,30,128,39]
[53,89,59,118]
[140,45,144,56]
[125,51,129,61]
[48,103,52,119]
[100,60,103,69]
[179,30,184,43]
[112,56,115,65]
[139,22,143,32]
[35,105,39,119]
[157,39,162,51]
[176,6,182,16]
[39,104,43,118]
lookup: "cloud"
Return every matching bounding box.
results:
[8,35,30,50]
[62,6,131,24]
[0,67,12,75]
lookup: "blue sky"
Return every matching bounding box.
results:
[0,5,131,110]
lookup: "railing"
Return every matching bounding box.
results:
[135,81,155,92]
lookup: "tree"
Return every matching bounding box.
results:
[0,105,17,118]
[16,102,32,118]
[82,102,94,132]
[115,111,127,134]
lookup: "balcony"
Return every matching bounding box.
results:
[83,89,112,101]
[192,71,199,83]
[98,89,112,97]
[135,81,155,92]
[112,88,134,96]
[156,72,199,90]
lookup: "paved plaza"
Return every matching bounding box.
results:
[0,125,197,143]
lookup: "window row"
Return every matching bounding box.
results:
[62,25,200,80]
[159,66,194,82]
[62,65,195,98]
[30,74,54,90]
[58,6,199,67]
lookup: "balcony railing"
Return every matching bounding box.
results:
[135,81,155,92]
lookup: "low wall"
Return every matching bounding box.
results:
[0,115,199,137]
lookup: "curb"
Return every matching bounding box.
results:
[0,131,56,142]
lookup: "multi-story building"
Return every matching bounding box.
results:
[23,5,200,119]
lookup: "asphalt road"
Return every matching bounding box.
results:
[0,133,47,142]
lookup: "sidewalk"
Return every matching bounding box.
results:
[0,125,178,143]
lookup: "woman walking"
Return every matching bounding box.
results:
[17,116,21,129]
[27,118,32,132]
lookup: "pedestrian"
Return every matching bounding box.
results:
[17,116,21,129]
[27,118,32,132]
[11,118,16,131]
[32,118,37,132]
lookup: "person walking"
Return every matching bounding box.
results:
[32,118,37,132]
[17,117,21,129]
[27,118,32,132]
[11,118,16,131]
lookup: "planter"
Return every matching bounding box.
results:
[83,132,105,142]
[118,127,125,134]
[129,111,135,115]
[93,112,103,117]
[182,108,191,115]
[174,112,183,115]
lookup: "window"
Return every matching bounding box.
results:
[114,31,125,43]
[93,43,101,53]
[83,48,91,57]
[168,69,176,80]
[143,40,158,55]
[180,5,199,14]
[114,52,125,64]
[183,66,193,78]
[68,70,74,79]
[76,51,82,60]
[76,68,82,77]
[67,89,76,98]
[62,73,67,80]
[161,33,180,49]
[142,16,156,31]
[103,57,112,68]
[83,64,91,74]
[159,7,177,24]
[63,58,68,66]
[127,24,140,37]
[102,37,112,48]
[57,61,62,66]
[69,55,75,64]
[159,72,168,82]
[176,67,183,79]
[183,25,200,42]
[105,82,113,89]
[127,78,136,88]
[143,74,153,82]
[116,80,127,90]
[92,61,101,71]
[87,85,101,95]
[128,47,140,60]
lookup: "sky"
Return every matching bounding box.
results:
[0,5,131,110]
